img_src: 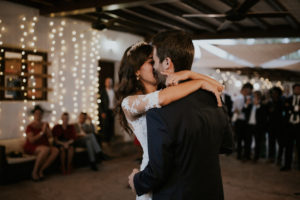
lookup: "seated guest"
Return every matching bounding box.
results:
[74,112,102,171]
[24,105,59,181]
[52,112,76,174]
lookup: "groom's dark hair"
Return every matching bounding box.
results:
[151,30,194,72]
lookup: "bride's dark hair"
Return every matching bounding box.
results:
[115,43,153,134]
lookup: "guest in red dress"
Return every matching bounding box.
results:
[24,105,59,181]
[52,112,76,174]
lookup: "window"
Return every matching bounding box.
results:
[0,47,50,101]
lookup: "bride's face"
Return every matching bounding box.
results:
[137,57,157,87]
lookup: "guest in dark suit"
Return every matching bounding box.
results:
[266,87,284,163]
[232,83,253,160]
[129,30,233,200]
[222,92,233,118]
[282,83,300,171]
[100,77,116,143]
[243,91,267,161]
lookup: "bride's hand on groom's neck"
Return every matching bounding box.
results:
[161,70,190,87]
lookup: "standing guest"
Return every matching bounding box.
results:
[74,112,102,171]
[232,83,253,160]
[23,105,59,181]
[282,83,300,171]
[266,87,284,164]
[52,112,76,174]
[243,91,267,161]
[100,77,116,144]
[222,92,233,119]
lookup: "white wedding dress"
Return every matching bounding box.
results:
[121,91,161,200]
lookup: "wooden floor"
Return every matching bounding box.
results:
[0,151,299,200]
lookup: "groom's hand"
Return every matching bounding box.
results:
[128,168,139,193]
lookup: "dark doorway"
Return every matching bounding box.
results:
[98,60,115,91]
[97,60,115,137]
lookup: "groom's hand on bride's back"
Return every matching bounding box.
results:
[128,168,139,193]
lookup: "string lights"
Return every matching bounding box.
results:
[19,15,28,137]
[90,31,101,127]
[80,33,87,113]
[0,19,3,137]
[58,20,67,115]
[213,68,283,96]
[1,14,104,139]
[72,29,79,120]
[0,19,3,46]
[48,20,58,128]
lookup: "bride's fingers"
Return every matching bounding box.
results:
[215,94,222,107]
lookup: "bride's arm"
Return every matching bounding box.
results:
[122,71,223,119]
[163,70,223,91]
[159,79,222,107]
[122,78,222,120]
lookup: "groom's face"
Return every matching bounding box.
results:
[152,47,167,86]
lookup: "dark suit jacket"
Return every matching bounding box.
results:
[243,104,268,131]
[134,89,234,200]
[222,93,233,118]
[100,89,109,114]
[284,95,300,125]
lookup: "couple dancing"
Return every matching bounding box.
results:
[116,30,233,200]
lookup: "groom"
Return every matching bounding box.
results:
[128,30,234,200]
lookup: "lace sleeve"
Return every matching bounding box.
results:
[121,90,161,120]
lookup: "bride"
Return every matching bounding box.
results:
[115,42,223,200]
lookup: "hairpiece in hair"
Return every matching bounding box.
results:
[127,41,148,56]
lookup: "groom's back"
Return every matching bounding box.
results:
[152,89,232,200]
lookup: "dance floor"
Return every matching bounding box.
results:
[0,150,299,200]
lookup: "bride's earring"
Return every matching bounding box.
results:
[136,75,140,80]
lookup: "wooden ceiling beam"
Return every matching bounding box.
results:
[7,0,53,10]
[219,0,269,30]
[38,0,180,16]
[107,10,169,31]
[121,8,181,30]
[265,0,299,29]
[101,0,179,11]
[180,0,241,31]
[191,26,300,39]
[127,7,202,33]
[101,12,161,33]
[108,24,150,38]
[143,4,215,32]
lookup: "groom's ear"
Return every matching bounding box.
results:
[162,57,174,73]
